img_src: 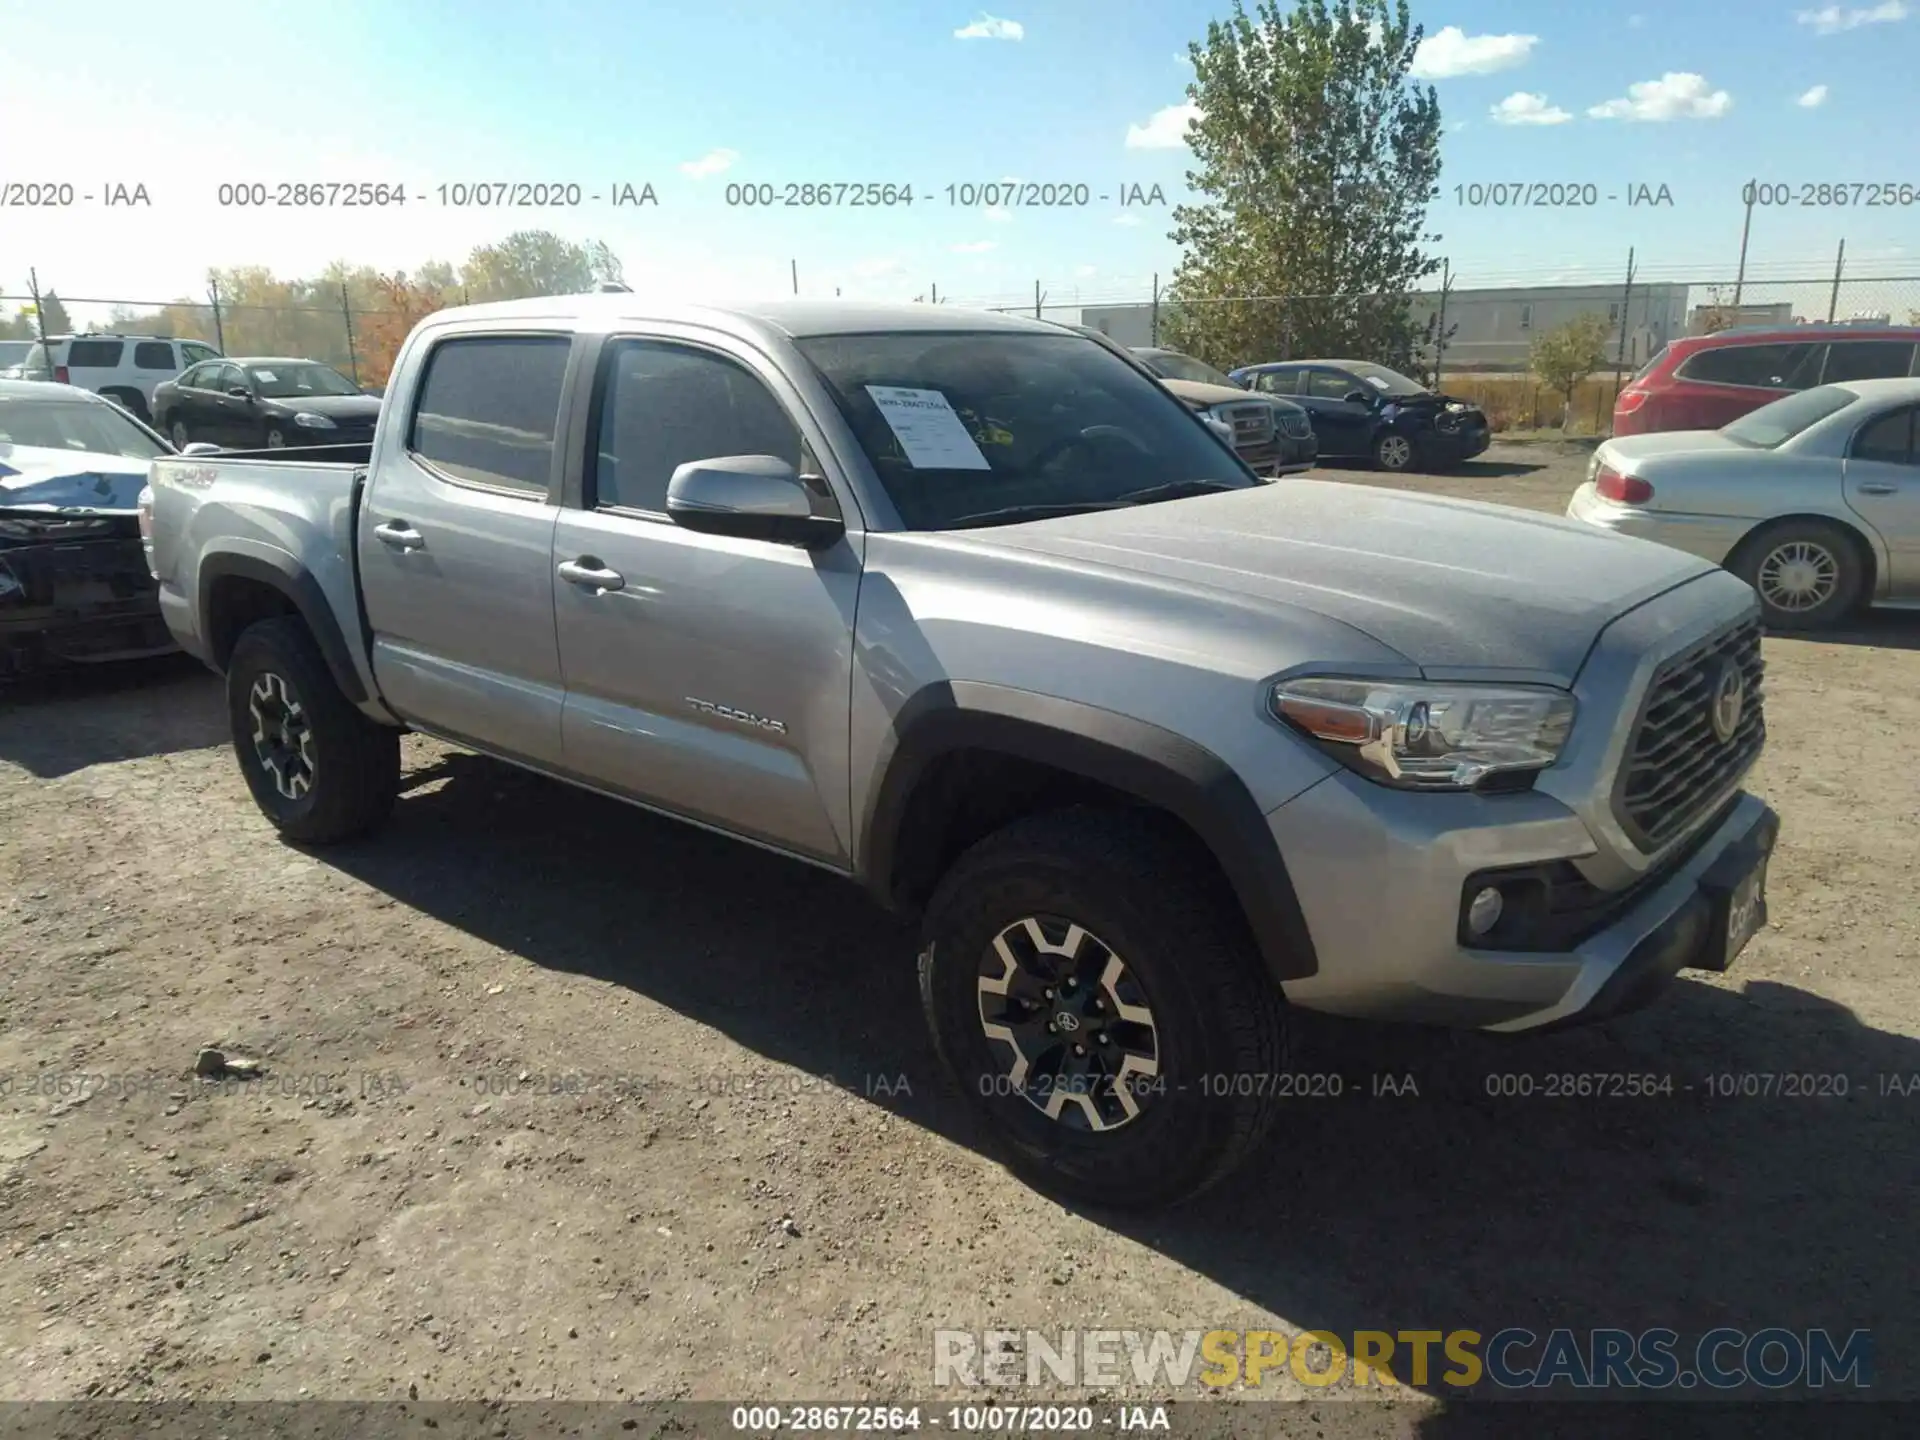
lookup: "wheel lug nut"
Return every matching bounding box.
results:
[1074,1044,1086,1056]
[1043,988,1054,1000]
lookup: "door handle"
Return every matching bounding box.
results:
[557,558,625,592]
[373,521,425,551]
[1857,482,1899,495]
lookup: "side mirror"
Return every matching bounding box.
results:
[181,442,223,456]
[227,385,252,399]
[1344,390,1373,407]
[666,455,844,550]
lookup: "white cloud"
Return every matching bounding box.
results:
[1176,51,1192,66]
[1797,83,1830,106]
[1450,119,1471,132]
[981,205,1013,224]
[1113,213,1143,227]
[1588,72,1732,120]
[951,240,997,254]
[1410,26,1538,78]
[954,13,1023,39]
[1125,102,1202,149]
[679,148,739,179]
[1490,91,1572,125]
[1795,1,1906,33]
[1627,12,1646,24]
[1075,264,1097,278]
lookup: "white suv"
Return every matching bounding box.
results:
[18,334,223,421]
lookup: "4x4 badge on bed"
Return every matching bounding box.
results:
[1710,658,1745,744]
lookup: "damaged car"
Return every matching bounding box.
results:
[0,380,178,678]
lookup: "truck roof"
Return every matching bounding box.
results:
[421,293,1064,342]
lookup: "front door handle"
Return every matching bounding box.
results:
[1857,482,1899,495]
[558,558,625,592]
[373,521,425,551]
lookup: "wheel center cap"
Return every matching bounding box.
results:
[1055,1011,1081,1033]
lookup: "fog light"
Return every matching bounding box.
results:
[1466,886,1504,938]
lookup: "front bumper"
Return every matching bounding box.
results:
[1267,770,1778,1031]
[1423,421,1491,463]
[0,533,176,675]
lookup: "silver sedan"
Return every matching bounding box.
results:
[1566,377,1920,629]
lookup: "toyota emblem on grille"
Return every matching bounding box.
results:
[1709,658,1745,744]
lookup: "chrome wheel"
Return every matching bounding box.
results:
[1756,540,1838,613]
[978,916,1161,1133]
[248,672,315,801]
[1375,434,1413,470]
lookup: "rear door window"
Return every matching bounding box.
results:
[1253,369,1300,395]
[1822,340,1918,384]
[1679,342,1825,390]
[407,335,571,495]
[1850,406,1917,466]
[66,338,126,369]
[133,341,176,369]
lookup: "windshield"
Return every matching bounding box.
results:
[1343,362,1428,397]
[795,331,1256,530]
[1720,385,1856,448]
[1141,350,1240,388]
[246,362,362,399]
[0,395,170,460]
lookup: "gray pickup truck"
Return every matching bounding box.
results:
[143,296,1779,1207]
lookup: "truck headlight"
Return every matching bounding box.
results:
[1268,677,1575,790]
[292,412,337,429]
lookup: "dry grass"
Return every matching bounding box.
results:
[1443,372,1625,436]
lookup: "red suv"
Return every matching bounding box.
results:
[1612,325,1920,436]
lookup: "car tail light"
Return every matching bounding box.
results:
[1595,465,1653,504]
[53,365,70,384]
[1614,389,1649,415]
[137,483,157,577]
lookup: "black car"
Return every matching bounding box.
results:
[1229,359,1490,473]
[152,356,381,451]
[0,380,178,677]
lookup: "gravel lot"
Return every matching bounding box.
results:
[3,443,1917,1428]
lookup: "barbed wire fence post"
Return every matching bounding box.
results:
[1827,240,1846,323]
[340,282,360,385]
[207,275,226,354]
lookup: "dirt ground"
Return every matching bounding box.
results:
[3,443,1917,1430]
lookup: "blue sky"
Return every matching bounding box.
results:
[3,0,1915,316]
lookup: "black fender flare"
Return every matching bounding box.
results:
[860,681,1319,982]
[197,552,369,705]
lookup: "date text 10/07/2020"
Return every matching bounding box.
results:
[1451,182,1675,208]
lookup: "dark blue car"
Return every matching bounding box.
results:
[1228,360,1490,473]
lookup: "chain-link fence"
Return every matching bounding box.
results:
[6,253,1918,436]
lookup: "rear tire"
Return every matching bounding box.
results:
[918,807,1289,1209]
[225,616,399,843]
[1728,519,1865,631]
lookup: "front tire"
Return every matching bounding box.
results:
[1728,519,1865,631]
[1372,430,1417,472]
[225,616,399,843]
[918,807,1289,1209]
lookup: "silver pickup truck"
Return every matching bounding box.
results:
[143,295,1779,1207]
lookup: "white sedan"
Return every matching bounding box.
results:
[1567,377,1920,630]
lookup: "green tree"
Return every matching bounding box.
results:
[1162,0,1442,371]
[1528,312,1613,431]
[459,231,624,302]
[30,290,74,336]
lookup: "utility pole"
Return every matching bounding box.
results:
[1151,273,1160,345]
[1034,278,1042,320]
[1827,238,1846,323]
[931,282,938,304]
[208,274,227,354]
[1732,183,1755,308]
[27,268,47,342]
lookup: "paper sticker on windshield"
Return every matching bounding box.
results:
[253,370,277,383]
[1364,375,1389,389]
[864,386,991,470]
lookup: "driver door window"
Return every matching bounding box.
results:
[1305,370,1360,401]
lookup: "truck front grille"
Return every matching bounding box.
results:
[1276,408,1312,439]
[1613,616,1765,851]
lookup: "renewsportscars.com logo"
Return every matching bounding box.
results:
[932,1327,1873,1392]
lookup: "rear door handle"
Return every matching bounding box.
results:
[1857,482,1899,495]
[557,558,625,592]
[373,521,425,551]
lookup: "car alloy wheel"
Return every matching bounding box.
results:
[1756,540,1839,613]
[248,671,316,801]
[1375,434,1414,470]
[977,914,1161,1133]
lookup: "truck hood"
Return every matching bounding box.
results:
[983,479,1716,683]
[1159,377,1262,409]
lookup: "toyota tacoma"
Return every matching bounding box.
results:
[143,297,1778,1207]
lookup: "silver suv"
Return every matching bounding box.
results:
[145,296,1778,1207]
